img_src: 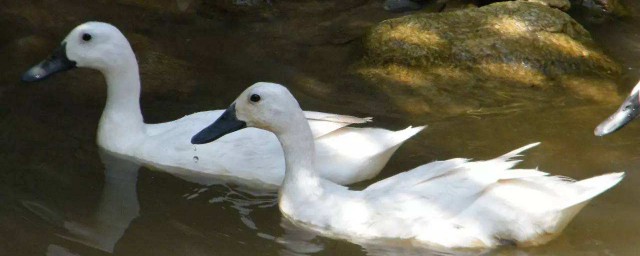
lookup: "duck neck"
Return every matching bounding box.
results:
[97,53,145,153]
[277,112,325,209]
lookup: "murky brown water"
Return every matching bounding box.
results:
[1,0,640,255]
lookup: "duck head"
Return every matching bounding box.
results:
[22,22,134,82]
[191,82,303,144]
[595,81,640,136]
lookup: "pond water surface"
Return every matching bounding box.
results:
[1,0,640,255]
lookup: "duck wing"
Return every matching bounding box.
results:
[303,111,372,138]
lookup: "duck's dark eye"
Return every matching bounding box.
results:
[250,94,261,103]
[82,33,92,42]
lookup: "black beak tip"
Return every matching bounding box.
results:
[20,42,76,83]
[190,133,210,145]
[594,129,607,137]
[21,67,45,83]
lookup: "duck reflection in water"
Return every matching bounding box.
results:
[55,150,140,253]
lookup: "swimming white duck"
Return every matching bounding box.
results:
[191,82,624,248]
[20,22,424,189]
[595,80,640,136]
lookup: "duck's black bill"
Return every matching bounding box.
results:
[191,103,247,144]
[21,42,77,82]
[595,91,640,136]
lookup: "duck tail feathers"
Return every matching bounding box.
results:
[391,125,427,144]
[562,172,624,209]
[545,172,624,234]
[498,142,541,161]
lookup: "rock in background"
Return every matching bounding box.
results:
[358,1,621,115]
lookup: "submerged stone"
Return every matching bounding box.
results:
[358,1,621,116]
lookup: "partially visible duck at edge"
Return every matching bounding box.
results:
[21,22,424,189]
[192,82,623,248]
[595,80,640,136]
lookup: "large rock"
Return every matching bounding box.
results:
[357,1,621,116]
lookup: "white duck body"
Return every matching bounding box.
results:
[193,82,624,248]
[22,22,424,189]
[135,110,422,188]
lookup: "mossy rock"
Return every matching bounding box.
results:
[357,1,621,116]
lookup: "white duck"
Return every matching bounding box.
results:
[595,80,640,136]
[191,82,624,248]
[21,22,424,189]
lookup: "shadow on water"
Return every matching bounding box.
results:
[1,0,640,255]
